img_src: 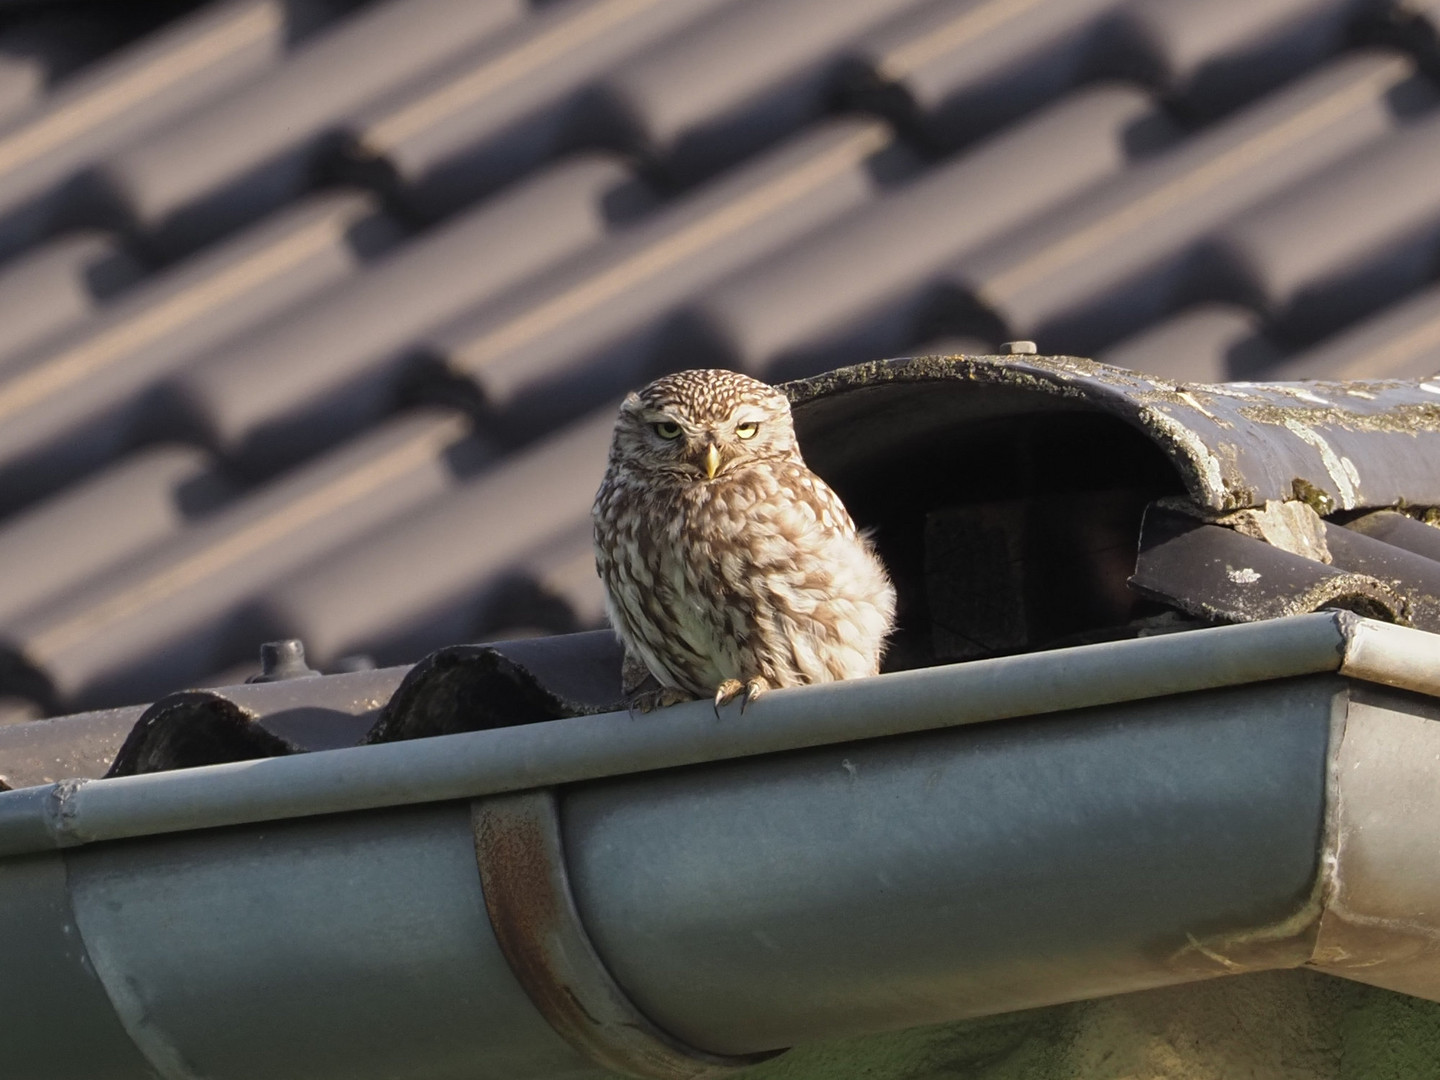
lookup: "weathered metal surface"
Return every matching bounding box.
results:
[786,354,1440,513]
[108,665,408,778]
[473,788,778,1078]
[1310,687,1440,1000]
[0,850,162,1080]
[366,631,624,744]
[64,802,595,1080]
[1130,505,1408,626]
[561,675,1338,1052]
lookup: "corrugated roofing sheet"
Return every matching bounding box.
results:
[0,0,1436,723]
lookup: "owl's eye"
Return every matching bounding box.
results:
[653,421,683,440]
[735,421,759,440]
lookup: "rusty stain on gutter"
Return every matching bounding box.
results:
[472,789,782,1079]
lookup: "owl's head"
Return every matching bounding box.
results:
[610,369,800,481]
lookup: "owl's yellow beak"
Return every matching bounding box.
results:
[703,443,721,480]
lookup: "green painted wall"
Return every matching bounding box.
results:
[725,971,1440,1080]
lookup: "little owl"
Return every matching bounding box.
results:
[593,369,896,711]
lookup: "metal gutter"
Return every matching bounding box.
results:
[0,611,1429,857]
[6,612,1440,1079]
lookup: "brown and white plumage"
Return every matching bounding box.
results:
[592,369,896,710]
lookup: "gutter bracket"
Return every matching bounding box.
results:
[471,788,782,1079]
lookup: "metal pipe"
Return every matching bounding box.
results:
[4,612,1439,858]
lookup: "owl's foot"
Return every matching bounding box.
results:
[628,686,691,714]
[713,677,769,715]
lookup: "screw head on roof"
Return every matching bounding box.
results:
[1002,340,1037,355]
[248,639,321,683]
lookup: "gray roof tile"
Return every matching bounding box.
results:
[667,84,1175,380]
[838,0,1129,149]
[339,0,736,218]
[938,49,1428,354]
[0,230,143,363]
[85,0,525,255]
[580,0,930,182]
[0,0,339,260]
[1207,105,1440,342]
[426,116,904,442]
[0,408,482,712]
[1097,303,1282,380]
[244,409,612,672]
[0,189,396,512]
[154,153,641,477]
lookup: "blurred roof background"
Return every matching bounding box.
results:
[0,0,1437,719]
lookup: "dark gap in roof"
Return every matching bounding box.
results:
[795,382,1185,672]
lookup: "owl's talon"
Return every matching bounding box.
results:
[740,677,769,712]
[713,679,744,715]
[713,677,768,715]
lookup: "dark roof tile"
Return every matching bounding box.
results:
[107,662,413,776]
[0,0,337,260]
[243,409,613,671]
[339,0,736,219]
[1206,107,1440,343]
[426,116,904,442]
[838,0,1129,150]
[579,0,928,182]
[0,701,145,789]
[937,49,1427,354]
[1097,303,1282,381]
[0,408,483,712]
[0,189,396,513]
[0,444,229,627]
[85,0,526,256]
[667,84,1175,380]
[152,153,641,478]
